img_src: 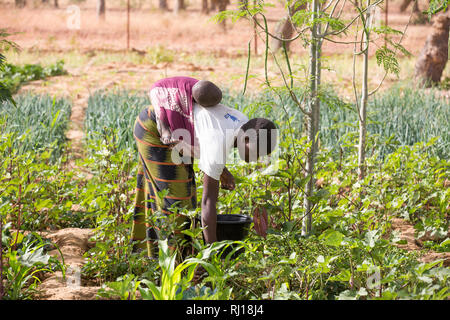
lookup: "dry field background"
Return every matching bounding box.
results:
[1,0,448,99]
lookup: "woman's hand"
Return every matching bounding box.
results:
[220,167,235,191]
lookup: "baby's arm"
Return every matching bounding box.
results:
[149,88,174,145]
[159,121,173,145]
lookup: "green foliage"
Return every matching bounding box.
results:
[2,86,448,300]
[425,0,449,18]
[97,273,143,300]
[146,45,175,65]
[0,129,87,231]
[0,60,67,94]
[222,83,449,160]
[0,94,72,160]
[375,46,400,76]
[84,90,149,152]
[1,226,65,300]
[0,28,20,106]
[80,129,139,282]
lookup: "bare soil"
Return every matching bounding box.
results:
[390,218,450,267]
[37,228,101,300]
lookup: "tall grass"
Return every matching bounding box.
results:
[0,94,72,160]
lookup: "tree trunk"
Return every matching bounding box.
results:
[414,10,450,86]
[271,2,306,52]
[210,0,217,11]
[159,0,168,11]
[97,0,106,19]
[358,0,371,180]
[174,0,185,14]
[401,0,428,24]
[202,0,209,14]
[15,0,26,8]
[54,0,58,8]
[217,0,228,30]
[400,0,413,12]
[302,0,321,236]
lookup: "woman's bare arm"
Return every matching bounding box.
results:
[201,173,220,243]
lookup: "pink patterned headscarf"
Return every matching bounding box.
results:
[149,76,199,146]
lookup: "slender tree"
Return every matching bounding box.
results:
[15,0,26,8]
[202,0,209,13]
[97,0,106,19]
[301,0,321,235]
[174,0,186,14]
[357,0,371,180]
[217,0,413,235]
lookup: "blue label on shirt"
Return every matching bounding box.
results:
[224,113,239,122]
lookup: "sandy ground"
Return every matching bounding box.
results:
[0,0,438,56]
[390,218,450,267]
[36,228,102,300]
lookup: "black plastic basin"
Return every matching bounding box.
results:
[216,214,252,241]
[195,214,252,258]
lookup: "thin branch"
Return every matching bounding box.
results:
[320,0,384,37]
[259,13,311,117]
[323,0,344,35]
[322,34,383,44]
[334,0,348,21]
[322,0,341,12]
[368,2,414,96]
[352,16,361,122]
[242,40,252,95]
[245,7,309,44]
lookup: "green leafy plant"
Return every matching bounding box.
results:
[0,60,67,94]
[1,230,65,300]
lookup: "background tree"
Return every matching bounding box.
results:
[400,0,428,23]
[41,0,59,8]
[174,0,186,14]
[202,0,209,13]
[270,2,306,52]
[159,0,168,11]
[97,0,106,19]
[15,0,26,8]
[414,9,449,86]
[0,29,19,106]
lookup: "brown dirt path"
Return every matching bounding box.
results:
[32,65,99,299]
[391,218,450,267]
[37,228,102,300]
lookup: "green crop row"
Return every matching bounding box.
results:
[83,83,448,160]
[223,84,449,159]
[84,90,149,152]
[0,94,72,160]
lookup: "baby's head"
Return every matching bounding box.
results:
[192,80,222,107]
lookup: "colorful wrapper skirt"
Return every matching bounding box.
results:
[131,105,197,257]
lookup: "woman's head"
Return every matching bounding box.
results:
[192,80,222,107]
[237,118,278,163]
